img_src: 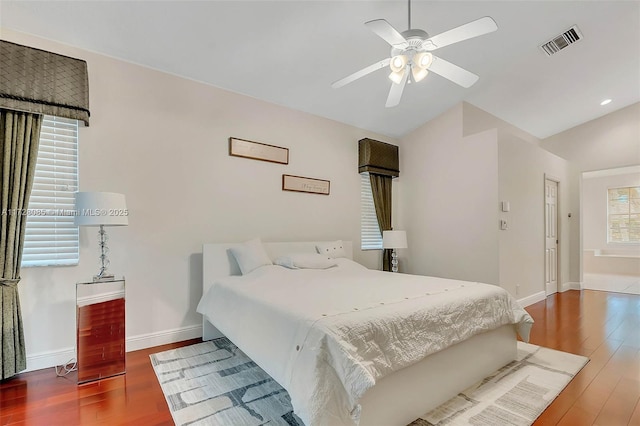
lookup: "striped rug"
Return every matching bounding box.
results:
[150,338,587,426]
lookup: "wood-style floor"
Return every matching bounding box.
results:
[529,290,640,426]
[0,289,638,425]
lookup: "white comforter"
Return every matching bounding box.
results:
[196,260,533,426]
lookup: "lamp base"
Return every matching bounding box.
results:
[93,273,115,282]
[94,225,115,282]
[391,249,399,273]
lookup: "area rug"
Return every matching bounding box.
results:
[150,338,588,426]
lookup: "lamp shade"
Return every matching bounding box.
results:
[383,230,407,249]
[74,192,128,226]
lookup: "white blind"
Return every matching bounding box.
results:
[361,172,383,250]
[608,186,640,243]
[22,116,79,267]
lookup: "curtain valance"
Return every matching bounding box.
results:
[0,40,89,125]
[358,138,399,177]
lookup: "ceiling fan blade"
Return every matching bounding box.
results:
[365,19,409,48]
[428,56,479,88]
[385,69,409,107]
[331,58,391,89]
[423,16,497,51]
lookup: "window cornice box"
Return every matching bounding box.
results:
[0,40,90,125]
[358,138,399,177]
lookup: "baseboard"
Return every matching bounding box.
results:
[561,282,582,292]
[126,324,202,352]
[25,324,202,373]
[25,347,76,373]
[517,291,546,307]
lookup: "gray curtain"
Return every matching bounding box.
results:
[0,109,42,379]
[369,173,393,271]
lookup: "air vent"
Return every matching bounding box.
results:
[540,25,583,56]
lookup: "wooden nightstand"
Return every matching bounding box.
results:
[76,278,126,384]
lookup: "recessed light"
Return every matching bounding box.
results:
[600,99,612,106]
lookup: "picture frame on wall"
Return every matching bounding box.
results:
[229,137,289,164]
[282,174,330,195]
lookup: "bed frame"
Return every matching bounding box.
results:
[202,241,517,426]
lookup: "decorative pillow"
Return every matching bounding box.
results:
[315,240,347,259]
[229,238,273,275]
[274,253,337,270]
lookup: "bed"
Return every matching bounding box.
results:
[197,240,533,426]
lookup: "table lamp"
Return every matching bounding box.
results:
[74,192,128,281]
[383,230,407,273]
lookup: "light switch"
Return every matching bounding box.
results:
[500,220,508,230]
[501,201,510,212]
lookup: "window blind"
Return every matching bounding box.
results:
[22,116,79,267]
[361,172,383,250]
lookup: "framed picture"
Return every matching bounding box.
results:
[282,174,330,195]
[229,137,289,164]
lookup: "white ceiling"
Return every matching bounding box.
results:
[1,0,638,139]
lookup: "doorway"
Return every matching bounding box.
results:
[545,178,559,295]
[581,167,640,295]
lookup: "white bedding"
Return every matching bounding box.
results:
[196,259,533,426]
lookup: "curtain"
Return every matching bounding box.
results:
[0,109,42,379]
[369,173,393,271]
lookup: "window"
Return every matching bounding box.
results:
[22,116,79,267]
[361,172,383,249]
[608,186,640,243]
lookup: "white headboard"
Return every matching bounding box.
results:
[201,241,353,340]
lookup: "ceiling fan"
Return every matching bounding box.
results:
[331,0,498,107]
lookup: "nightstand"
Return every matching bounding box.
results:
[76,278,126,384]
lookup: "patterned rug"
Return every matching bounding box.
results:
[150,338,587,426]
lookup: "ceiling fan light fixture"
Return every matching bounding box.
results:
[412,67,429,83]
[388,69,405,84]
[332,5,497,108]
[390,55,407,72]
[414,52,433,70]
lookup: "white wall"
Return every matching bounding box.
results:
[3,29,397,370]
[464,103,581,295]
[497,132,577,298]
[397,103,500,285]
[583,170,640,250]
[398,102,580,302]
[540,102,640,172]
[462,103,540,146]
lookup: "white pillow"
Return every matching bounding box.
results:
[333,258,367,270]
[229,238,273,275]
[274,253,337,270]
[316,240,347,258]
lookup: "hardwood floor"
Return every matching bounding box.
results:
[1,289,638,425]
[529,290,640,426]
[0,339,200,425]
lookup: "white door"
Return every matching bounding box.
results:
[545,179,559,295]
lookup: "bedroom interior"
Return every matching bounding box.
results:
[0,1,639,425]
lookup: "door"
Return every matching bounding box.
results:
[545,179,559,295]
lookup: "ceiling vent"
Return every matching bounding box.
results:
[540,25,583,56]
